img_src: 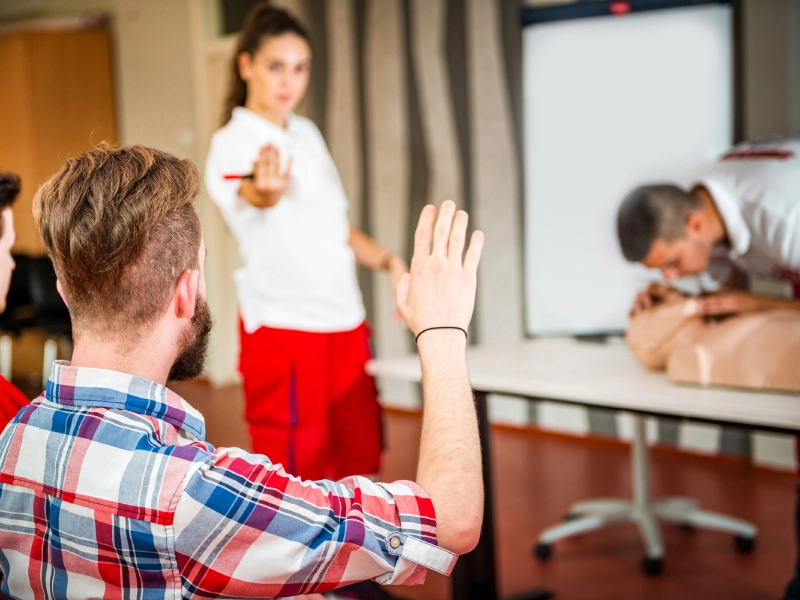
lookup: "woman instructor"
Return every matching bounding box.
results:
[205,3,406,484]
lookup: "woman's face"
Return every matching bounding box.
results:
[239,33,311,118]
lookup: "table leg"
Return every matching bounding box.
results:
[450,391,553,600]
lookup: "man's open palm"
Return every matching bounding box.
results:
[395,200,483,336]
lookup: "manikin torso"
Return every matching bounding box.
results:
[627,299,800,392]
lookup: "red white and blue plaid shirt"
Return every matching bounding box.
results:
[0,362,456,599]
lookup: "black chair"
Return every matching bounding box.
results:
[0,255,73,386]
[0,253,35,336]
[0,254,36,381]
[28,256,71,337]
[28,257,72,385]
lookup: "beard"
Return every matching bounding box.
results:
[168,295,214,382]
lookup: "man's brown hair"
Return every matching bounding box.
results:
[33,143,201,338]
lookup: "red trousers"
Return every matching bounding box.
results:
[0,375,29,431]
[239,321,382,481]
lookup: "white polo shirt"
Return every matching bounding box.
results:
[693,138,800,288]
[205,107,365,333]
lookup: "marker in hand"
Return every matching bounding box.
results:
[223,173,254,180]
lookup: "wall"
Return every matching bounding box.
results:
[2,0,797,470]
[742,0,794,138]
[0,0,201,164]
[793,1,800,137]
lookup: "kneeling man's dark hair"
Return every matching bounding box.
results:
[617,184,702,262]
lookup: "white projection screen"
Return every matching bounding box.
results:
[523,4,733,336]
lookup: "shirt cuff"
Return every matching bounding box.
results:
[360,478,459,585]
[384,532,457,576]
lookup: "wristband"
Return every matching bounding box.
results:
[380,251,394,271]
[415,326,468,344]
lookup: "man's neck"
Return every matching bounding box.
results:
[68,330,176,386]
[695,186,727,246]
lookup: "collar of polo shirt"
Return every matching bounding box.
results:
[234,106,296,134]
[697,176,751,259]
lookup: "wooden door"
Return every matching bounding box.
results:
[0,27,117,255]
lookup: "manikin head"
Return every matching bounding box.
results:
[627,297,800,393]
[33,143,213,381]
[617,184,718,282]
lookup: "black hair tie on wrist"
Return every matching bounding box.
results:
[415,326,468,344]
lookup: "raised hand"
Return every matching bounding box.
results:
[246,143,292,208]
[409,201,485,556]
[394,201,484,337]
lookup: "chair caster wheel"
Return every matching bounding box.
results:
[734,535,755,553]
[641,557,663,576]
[534,542,552,561]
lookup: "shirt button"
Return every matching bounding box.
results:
[389,536,401,549]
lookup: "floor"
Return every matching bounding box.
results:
[174,381,798,600]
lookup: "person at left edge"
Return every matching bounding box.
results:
[0,173,30,431]
[205,4,408,484]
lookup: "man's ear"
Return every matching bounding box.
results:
[174,269,200,319]
[56,280,68,307]
[685,212,704,236]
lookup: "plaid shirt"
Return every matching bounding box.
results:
[0,363,456,599]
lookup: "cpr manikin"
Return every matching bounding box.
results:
[627,298,800,392]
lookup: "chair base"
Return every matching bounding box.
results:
[534,415,757,572]
[538,496,756,558]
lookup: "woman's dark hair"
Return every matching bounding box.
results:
[0,173,20,211]
[223,2,311,123]
[0,173,20,236]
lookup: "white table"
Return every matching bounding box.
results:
[367,337,800,599]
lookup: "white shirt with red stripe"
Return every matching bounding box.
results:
[693,138,800,292]
[205,107,365,334]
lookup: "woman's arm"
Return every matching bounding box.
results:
[348,225,408,286]
[348,226,397,269]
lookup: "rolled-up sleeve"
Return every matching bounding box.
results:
[172,446,457,598]
[204,134,257,218]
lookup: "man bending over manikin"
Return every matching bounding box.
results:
[617,137,800,600]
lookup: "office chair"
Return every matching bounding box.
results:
[0,254,35,379]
